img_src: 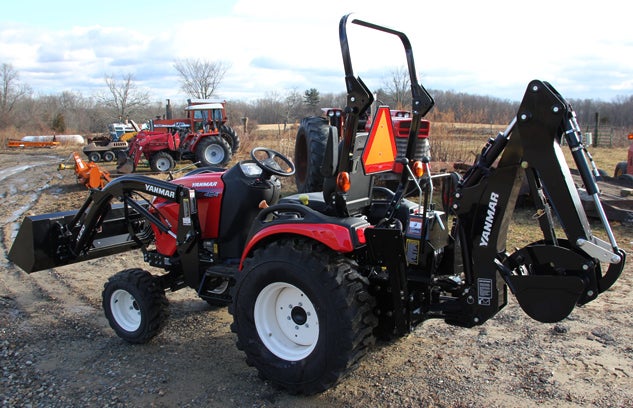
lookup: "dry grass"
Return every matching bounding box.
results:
[239,121,628,174]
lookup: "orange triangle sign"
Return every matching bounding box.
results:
[362,106,397,174]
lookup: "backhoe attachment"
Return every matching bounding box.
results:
[452,80,625,324]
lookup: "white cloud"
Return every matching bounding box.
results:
[0,0,632,104]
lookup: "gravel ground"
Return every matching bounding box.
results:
[1,149,632,407]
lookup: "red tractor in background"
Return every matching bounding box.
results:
[295,107,430,192]
[117,100,241,173]
[116,125,184,173]
[614,132,633,182]
[153,99,240,164]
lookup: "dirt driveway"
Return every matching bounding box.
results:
[1,149,632,407]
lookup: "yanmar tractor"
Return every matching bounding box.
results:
[8,15,626,395]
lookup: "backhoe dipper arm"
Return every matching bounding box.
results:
[450,80,625,325]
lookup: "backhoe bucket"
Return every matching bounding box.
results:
[8,203,148,273]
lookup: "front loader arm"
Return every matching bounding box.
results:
[451,80,625,325]
[8,175,201,278]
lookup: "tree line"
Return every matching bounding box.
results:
[1,61,632,138]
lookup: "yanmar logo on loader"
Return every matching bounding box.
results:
[145,183,175,199]
[479,192,499,247]
[191,181,218,188]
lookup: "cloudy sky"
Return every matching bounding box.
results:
[1,0,632,104]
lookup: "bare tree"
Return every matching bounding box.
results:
[100,73,150,120]
[382,66,410,109]
[173,58,229,99]
[283,88,303,128]
[0,63,32,127]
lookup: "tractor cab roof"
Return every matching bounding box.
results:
[185,103,224,111]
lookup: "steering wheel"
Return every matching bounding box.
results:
[251,147,296,177]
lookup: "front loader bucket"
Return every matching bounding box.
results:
[8,203,149,273]
[116,152,134,174]
[8,210,75,273]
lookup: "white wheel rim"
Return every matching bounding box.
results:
[254,282,319,361]
[110,289,141,332]
[204,144,225,164]
[156,157,171,171]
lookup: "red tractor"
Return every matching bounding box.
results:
[116,100,241,173]
[614,132,633,182]
[9,15,625,396]
[116,125,183,173]
[153,99,240,167]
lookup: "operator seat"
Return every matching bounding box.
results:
[281,125,374,218]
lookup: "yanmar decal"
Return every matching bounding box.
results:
[145,183,176,199]
[479,192,499,247]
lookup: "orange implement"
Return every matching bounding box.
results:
[60,152,111,189]
[7,139,60,148]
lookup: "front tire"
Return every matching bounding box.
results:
[195,136,232,167]
[102,269,169,344]
[230,239,377,395]
[88,151,101,162]
[150,151,176,172]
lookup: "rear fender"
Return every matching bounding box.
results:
[239,203,368,269]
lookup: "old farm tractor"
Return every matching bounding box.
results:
[8,15,625,395]
[114,100,240,173]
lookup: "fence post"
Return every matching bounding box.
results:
[594,112,599,147]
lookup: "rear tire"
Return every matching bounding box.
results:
[195,136,232,167]
[294,117,329,193]
[614,161,627,178]
[230,239,377,395]
[618,173,633,184]
[220,125,240,153]
[102,269,169,344]
[150,151,176,172]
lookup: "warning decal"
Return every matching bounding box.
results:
[362,106,397,174]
